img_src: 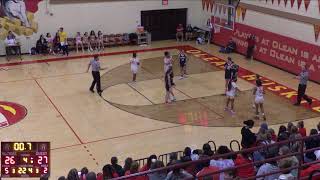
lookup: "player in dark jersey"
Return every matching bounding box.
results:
[178,49,188,79]
[224,57,233,94]
[165,67,176,103]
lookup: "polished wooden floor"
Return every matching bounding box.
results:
[0,40,320,179]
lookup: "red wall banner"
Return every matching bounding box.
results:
[213,23,320,83]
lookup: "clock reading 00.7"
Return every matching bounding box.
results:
[13,142,32,151]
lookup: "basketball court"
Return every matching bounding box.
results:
[0,39,320,179]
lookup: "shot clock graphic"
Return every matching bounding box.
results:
[1,142,50,178]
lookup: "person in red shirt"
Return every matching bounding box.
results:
[176,24,184,42]
[246,35,255,59]
[300,163,320,179]
[196,158,219,180]
[298,121,307,137]
[125,161,147,180]
[234,151,255,178]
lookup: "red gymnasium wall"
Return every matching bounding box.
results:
[213,22,320,83]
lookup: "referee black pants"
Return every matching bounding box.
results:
[90,71,101,92]
[296,84,311,105]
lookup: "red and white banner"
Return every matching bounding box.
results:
[297,0,303,9]
[213,23,320,83]
[304,0,311,10]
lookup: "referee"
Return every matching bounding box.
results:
[86,55,106,96]
[294,64,312,106]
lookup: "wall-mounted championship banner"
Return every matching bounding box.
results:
[0,0,42,39]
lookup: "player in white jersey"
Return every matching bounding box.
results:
[130,52,140,82]
[164,51,176,101]
[253,79,266,120]
[252,74,261,108]
[225,78,238,114]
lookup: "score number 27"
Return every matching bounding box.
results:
[38,156,48,165]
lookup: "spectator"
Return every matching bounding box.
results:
[58,176,66,180]
[181,147,192,162]
[58,27,68,56]
[80,167,89,180]
[268,128,277,142]
[111,156,125,176]
[241,120,256,148]
[86,172,97,180]
[210,146,235,180]
[67,168,80,180]
[206,18,213,44]
[257,124,268,142]
[203,143,214,157]
[176,24,184,41]
[288,126,302,154]
[185,24,193,41]
[196,158,219,180]
[191,149,200,161]
[297,121,306,137]
[246,35,255,59]
[287,122,294,135]
[277,126,289,143]
[165,160,193,180]
[53,32,61,54]
[5,31,21,56]
[278,146,298,178]
[36,34,48,54]
[140,154,157,172]
[125,161,146,180]
[124,157,133,174]
[256,151,280,180]
[98,164,119,179]
[167,152,178,166]
[300,150,320,179]
[317,122,320,133]
[219,39,236,54]
[278,159,295,180]
[40,174,49,180]
[305,129,320,162]
[46,33,54,54]
[234,151,255,178]
[148,160,166,180]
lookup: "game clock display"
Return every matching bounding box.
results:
[1,142,50,178]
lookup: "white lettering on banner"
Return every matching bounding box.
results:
[234,29,252,39]
[272,41,298,56]
[259,47,268,54]
[312,55,320,63]
[261,38,270,46]
[232,37,247,47]
[270,49,295,64]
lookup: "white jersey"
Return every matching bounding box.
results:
[255,86,264,103]
[226,82,237,98]
[130,58,140,74]
[164,56,173,73]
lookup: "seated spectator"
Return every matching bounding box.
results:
[5,31,20,55]
[124,157,133,174]
[111,156,125,176]
[97,164,119,180]
[219,39,236,54]
[277,125,289,140]
[210,146,235,180]
[234,151,255,178]
[300,150,320,180]
[58,176,66,180]
[196,157,219,180]
[297,121,306,137]
[165,160,193,180]
[287,122,294,135]
[268,128,277,142]
[257,124,268,143]
[80,167,89,180]
[53,32,61,54]
[241,120,256,148]
[278,146,298,178]
[305,129,320,163]
[148,160,166,180]
[46,33,55,55]
[36,34,48,54]
[196,33,206,45]
[86,172,97,180]
[67,168,80,180]
[40,174,49,180]
[317,122,320,133]
[278,159,295,180]
[185,24,193,41]
[140,154,157,172]
[167,152,178,167]
[288,126,302,155]
[181,147,192,162]
[191,149,200,161]
[176,24,184,41]
[203,143,214,157]
[256,151,280,180]
[125,161,147,180]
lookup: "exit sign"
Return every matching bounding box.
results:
[162,0,168,5]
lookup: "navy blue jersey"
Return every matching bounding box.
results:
[179,53,187,64]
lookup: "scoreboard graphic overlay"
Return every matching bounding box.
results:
[1,142,50,178]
